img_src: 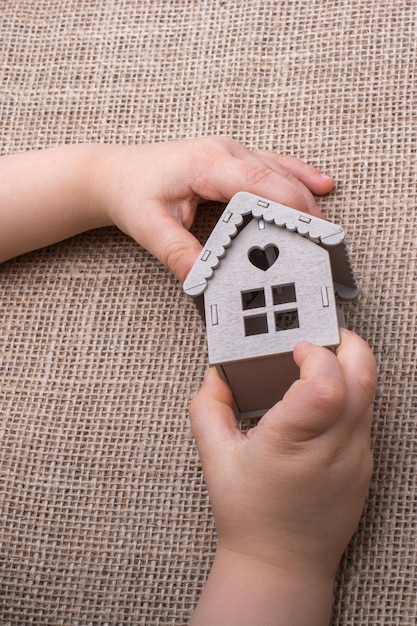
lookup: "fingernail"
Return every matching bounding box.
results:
[293,340,316,357]
[204,367,218,382]
[296,340,315,349]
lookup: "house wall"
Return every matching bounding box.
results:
[218,352,300,418]
[204,219,340,366]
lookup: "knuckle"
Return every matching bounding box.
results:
[202,134,236,152]
[163,240,186,280]
[215,134,237,148]
[243,163,276,187]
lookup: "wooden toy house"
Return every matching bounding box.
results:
[184,192,359,418]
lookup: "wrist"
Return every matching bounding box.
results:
[190,545,335,626]
[216,544,336,601]
[78,143,115,229]
[86,143,139,233]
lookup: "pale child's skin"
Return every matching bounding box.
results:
[0,136,377,625]
[189,334,376,625]
[0,136,332,277]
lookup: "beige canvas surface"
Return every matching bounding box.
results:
[0,1,416,623]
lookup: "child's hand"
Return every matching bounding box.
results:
[189,329,377,625]
[0,137,333,276]
[95,136,334,281]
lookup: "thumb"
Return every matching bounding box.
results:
[129,210,203,283]
[157,215,203,282]
[189,368,242,461]
[259,342,346,444]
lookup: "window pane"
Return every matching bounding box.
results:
[275,309,299,332]
[272,283,296,305]
[241,288,266,310]
[244,314,268,336]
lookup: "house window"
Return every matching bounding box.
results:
[275,309,299,331]
[272,283,296,305]
[241,288,266,310]
[242,282,298,337]
[244,313,268,336]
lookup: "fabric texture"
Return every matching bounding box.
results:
[1,1,416,623]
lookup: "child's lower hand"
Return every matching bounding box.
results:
[189,328,377,625]
[95,136,334,281]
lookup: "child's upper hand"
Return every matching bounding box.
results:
[189,329,377,581]
[95,136,334,281]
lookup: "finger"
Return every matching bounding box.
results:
[194,152,325,216]
[335,329,377,423]
[252,151,335,196]
[130,208,203,283]
[228,143,333,215]
[259,342,346,444]
[189,368,242,461]
[158,217,203,282]
[238,151,325,218]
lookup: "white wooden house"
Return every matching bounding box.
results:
[184,192,359,418]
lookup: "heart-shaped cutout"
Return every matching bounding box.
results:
[248,245,279,271]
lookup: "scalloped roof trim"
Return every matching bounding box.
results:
[183,192,350,297]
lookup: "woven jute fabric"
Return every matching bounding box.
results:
[0,1,416,623]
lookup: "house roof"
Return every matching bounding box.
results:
[183,191,359,300]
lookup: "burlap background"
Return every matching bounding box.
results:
[0,1,416,624]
